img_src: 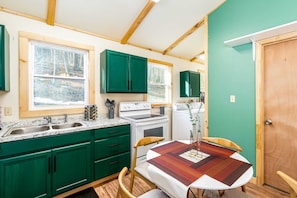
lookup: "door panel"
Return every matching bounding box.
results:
[129,56,147,93]
[52,142,91,195]
[107,51,129,92]
[0,150,51,198]
[264,38,297,192]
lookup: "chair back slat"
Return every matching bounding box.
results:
[202,137,243,153]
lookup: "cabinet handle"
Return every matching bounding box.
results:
[127,80,130,90]
[109,143,120,147]
[54,156,56,172]
[130,80,132,90]
[108,130,120,134]
[109,160,120,165]
[48,157,51,174]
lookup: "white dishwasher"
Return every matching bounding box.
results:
[172,102,205,140]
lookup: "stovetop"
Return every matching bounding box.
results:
[124,114,165,120]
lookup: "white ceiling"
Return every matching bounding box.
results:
[0,0,225,63]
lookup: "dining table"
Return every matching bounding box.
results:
[146,140,254,198]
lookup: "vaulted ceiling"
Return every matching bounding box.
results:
[0,0,225,63]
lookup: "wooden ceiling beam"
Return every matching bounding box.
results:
[162,19,204,55]
[121,0,156,44]
[46,0,56,26]
[190,50,205,63]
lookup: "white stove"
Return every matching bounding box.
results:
[119,101,169,164]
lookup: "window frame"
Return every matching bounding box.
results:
[19,31,95,118]
[145,59,173,107]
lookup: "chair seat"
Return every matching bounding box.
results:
[138,189,169,198]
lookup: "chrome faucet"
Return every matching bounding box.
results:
[64,114,68,123]
[43,116,52,124]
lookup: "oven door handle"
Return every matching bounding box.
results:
[134,119,168,126]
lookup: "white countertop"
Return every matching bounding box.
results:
[0,117,130,143]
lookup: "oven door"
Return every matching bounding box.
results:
[132,119,169,163]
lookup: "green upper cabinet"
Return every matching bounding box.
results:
[180,70,200,97]
[0,24,9,92]
[100,49,147,93]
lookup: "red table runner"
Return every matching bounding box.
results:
[147,141,252,186]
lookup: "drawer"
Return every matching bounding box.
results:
[0,130,91,159]
[94,152,130,180]
[94,125,130,139]
[94,134,130,160]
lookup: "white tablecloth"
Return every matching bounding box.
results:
[146,140,253,198]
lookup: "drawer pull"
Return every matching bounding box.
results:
[108,130,120,134]
[53,156,56,172]
[48,157,51,174]
[109,143,120,147]
[109,160,120,165]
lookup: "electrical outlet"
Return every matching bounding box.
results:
[230,95,236,103]
[4,107,12,116]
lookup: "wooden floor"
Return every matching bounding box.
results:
[93,174,289,198]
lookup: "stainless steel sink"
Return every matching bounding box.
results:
[8,125,51,135]
[3,122,85,137]
[51,122,84,130]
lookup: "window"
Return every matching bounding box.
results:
[146,59,172,106]
[19,32,95,118]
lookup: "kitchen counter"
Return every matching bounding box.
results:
[0,117,130,143]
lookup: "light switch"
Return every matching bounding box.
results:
[4,107,12,116]
[230,95,236,103]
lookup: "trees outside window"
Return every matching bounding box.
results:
[147,60,172,106]
[19,32,95,117]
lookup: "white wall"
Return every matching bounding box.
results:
[0,11,203,122]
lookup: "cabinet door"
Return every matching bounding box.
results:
[180,71,200,97]
[0,24,9,91]
[129,55,147,93]
[106,51,129,92]
[189,71,200,97]
[0,150,51,198]
[52,142,91,195]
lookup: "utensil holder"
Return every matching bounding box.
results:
[108,108,114,119]
[84,104,98,121]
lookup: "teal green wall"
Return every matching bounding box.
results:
[208,0,297,175]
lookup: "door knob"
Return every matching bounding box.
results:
[265,119,273,125]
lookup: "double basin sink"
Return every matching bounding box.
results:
[3,122,84,137]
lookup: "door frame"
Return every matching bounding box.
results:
[255,30,297,185]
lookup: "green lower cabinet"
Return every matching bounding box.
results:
[0,150,52,198]
[93,125,131,180]
[94,152,130,179]
[94,134,130,159]
[52,142,91,195]
[0,141,91,198]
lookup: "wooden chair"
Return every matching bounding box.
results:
[202,136,244,196]
[130,136,165,193]
[117,167,168,198]
[277,171,297,198]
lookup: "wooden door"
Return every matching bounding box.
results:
[264,38,297,192]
